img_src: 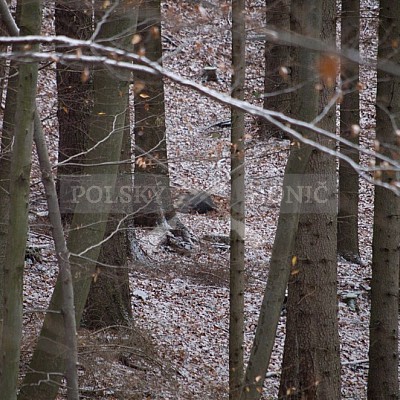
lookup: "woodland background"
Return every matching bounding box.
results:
[0,0,398,399]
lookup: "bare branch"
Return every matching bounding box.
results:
[0,0,19,35]
[0,34,398,193]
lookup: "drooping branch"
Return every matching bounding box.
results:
[0,0,19,35]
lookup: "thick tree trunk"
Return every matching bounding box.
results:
[229,0,245,398]
[337,0,360,261]
[83,222,132,328]
[18,3,137,399]
[133,0,174,226]
[84,110,133,329]
[259,0,290,139]
[54,0,133,331]
[367,1,400,397]
[279,0,341,398]
[55,0,93,222]
[0,0,41,398]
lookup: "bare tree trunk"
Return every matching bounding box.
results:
[0,5,79,396]
[83,225,132,328]
[0,59,17,371]
[230,0,245,398]
[0,0,41,398]
[54,0,133,331]
[84,110,133,329]
[33,113,79,400]
[337,0,360,261]
[240,148,313,400]
[55,0,93,222]
[133,0,174,227]
[18,3,137,399]
[0,1,9,102]
[279,0,341,398]
[367,1,400,397]
[0,0,20,366]
[259,0,290,139]
[242,1,332,398]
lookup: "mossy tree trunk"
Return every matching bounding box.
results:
[0,0,42,398]
[33,113,79,400]
[0,53,18,370]
[0,1,21,366]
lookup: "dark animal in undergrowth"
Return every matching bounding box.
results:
[176,189,216,214]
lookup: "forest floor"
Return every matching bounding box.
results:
[21,0,385,399]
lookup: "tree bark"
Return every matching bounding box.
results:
[54,0,133,331]
[279,0,341,398]
[0,0,41,398]
[133,0,174,227]
[230,0,245,398]
[84,110,133,329]
[259,0,291,139]
[337,0,360,261]
[367,1,400,397]
[0,1,9,107]
[241,0,330,392]
[0,0,20,367]
[0,1,9,103]
[241,147,314,400]
[18,3,137,399]
[33,113,79,400]
[0,60,17,370]
[55,0,93,222]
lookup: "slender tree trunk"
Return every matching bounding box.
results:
[241,0,331,392]
[0,0,42,398]
[33,113,79,400]
[279,0,341,398]
[367,1,400,397]
[0,0,20,366]
[18,3,137,399]
[230,0,245,398]
[259,0,290,139]
[0,59,18,371]
[240,147,313,400]
[337,0,360,261]
[0,1,9,102]
[0,5,80,396]
[133,0,174,226]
